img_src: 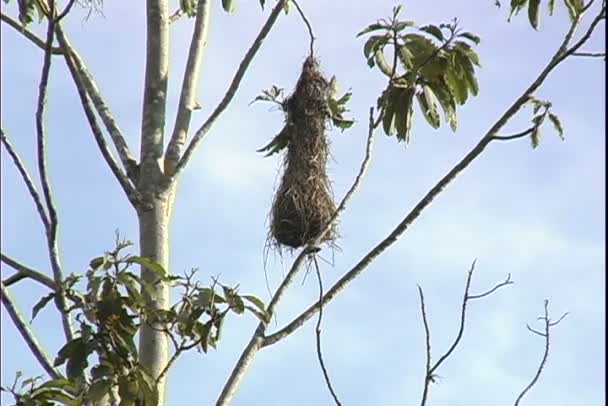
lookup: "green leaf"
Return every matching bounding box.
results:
[427,79,458,131]
[180,0,197,17]
[548,113,564,139]
[242,295,266,313]
[382,89,397,136]
[394,88,415,143]
[363,35,389,60]
[259,0,265,9]
[548,0,556,14]
[89,256,106,270]
[509,0,529,20]
[222,0,237,13]
[419,25,444,41]
[417,86,441,129]
[356,22,389,37]
[446,67,468,105]
[403,34,438,69]
[374,50,393,77]
[564,0,580,22]
[197,320,213,353]
[454,50,479,96]
[454,41,481,67]
[87,379,112,404]
[528,0,541,29]
[128,256,166,277]
[394,20,416,32]
[31,292,56,322]
[257,128,289,157]
[136,368,159,406]
[531,127,541,148]
[458,32,481,45]
[331,117,355,131]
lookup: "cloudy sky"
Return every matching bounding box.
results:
[1,0,605,405]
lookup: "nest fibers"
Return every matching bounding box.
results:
[269,57,337,250]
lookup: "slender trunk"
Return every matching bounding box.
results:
[137,185,174,406]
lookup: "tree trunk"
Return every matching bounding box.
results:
[137,185,174,406]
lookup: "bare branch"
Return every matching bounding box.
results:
[0,130,50,231]
[491,128,535,141]
[0,281,62,380]
[52,29,142,208]
[165,0,212,176]
[171,0,290,181]
[291,0,315,56]
[169,8,184,24]
[1,254,58,291]
[467,273,513,299]
[313,257,342,406]
[35,10,74,342]
[514,300,567,406]
[218,108,378,405]
[571,51,606,58]
[0,12,64,54]
[417,285,432,406]
[53,25,140,182]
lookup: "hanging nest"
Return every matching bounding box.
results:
[268,56,337,249]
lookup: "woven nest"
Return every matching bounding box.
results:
[269,57,337,249]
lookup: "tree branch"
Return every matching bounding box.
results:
[0,129,50,231]
[217,108,377,405]
[491,127,534,141]
[165,0,212,176]
[35,10,74,342]
[1,254,58,291]
[571,51,606,58]
[170,0,290,181]
[53,25,140,183]
[261,10,596,346]
[52,29,142,208]
[291,0,315,57]
[0,12,64,54]
[514,300,568,406]
[559,1,606,60]
[418,262,512,405]
[313,257,342,406]
[0,281,62,380]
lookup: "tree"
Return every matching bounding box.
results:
[1,0,604,405]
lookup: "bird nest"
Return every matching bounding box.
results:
[269,57,337,250]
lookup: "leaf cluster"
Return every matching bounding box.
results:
[506,0,586,29]
[4,239,268,406]
[525,97,564,148]
[358,6,482,144]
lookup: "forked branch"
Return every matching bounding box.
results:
[1,254,58,291]
[514,300,568,406]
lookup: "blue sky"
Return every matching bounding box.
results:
[1,0,605,405]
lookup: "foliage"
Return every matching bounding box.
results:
[1,239,268,406]
[358,6,482,143]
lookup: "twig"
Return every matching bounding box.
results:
[56,0,77,21]
[0,281,62,380]
[169,9,184,24]
[571,51,606,58]
[559,1,606,60]
[218,108,377,405]
[514,300,568,406]
[417,262,512,405]
[165,0,212,176]
[35,5,74,342]
[491,128,535,141]
[313,257,342,406]
[1,254,58,291]
[291,0,315,57]
[171,0,290,181]
[0,12,64,54]
[0,130,50,231]
[260,6,600,345]
[417,285,431,406]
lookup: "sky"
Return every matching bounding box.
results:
[0,0,605,405]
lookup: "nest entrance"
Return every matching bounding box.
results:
[269,57,337,249]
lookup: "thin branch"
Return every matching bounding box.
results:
[35,7,74,342]
[514,300,568,406]
[261,10,596,346]
[56,0,78,21]
[0,12,64,54]
[218,108,377,405]
[165,0,212,176]
[491,128,535,141]
[560,2,606,60]
[0,130,50,231]
[467,273,513,299]
[53,25,140,183]
[291,0,315,57]
[52,29,142,208]
[417,285,432,406]
[1,254,58,291]
[171,0,290,181]
[0,281,62,380]
[313,257,342,406]
[571,51,606,58]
